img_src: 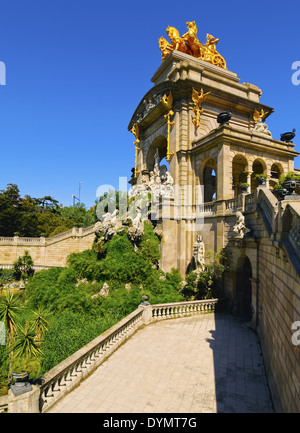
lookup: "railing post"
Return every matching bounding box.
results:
[8,385,40,413]
[140,305,152,325]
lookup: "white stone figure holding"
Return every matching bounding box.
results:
[193,235,205,270]
[233,211,251,238]
[253,117,272,137]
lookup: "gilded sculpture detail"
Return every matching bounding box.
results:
[191,87,211,128]
[160,91,175,162]
[159,21,227,69]
[130,123,141,178]
[253,109,269,123]
[252,109,272,137]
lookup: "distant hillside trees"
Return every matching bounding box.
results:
[0,183,96,237]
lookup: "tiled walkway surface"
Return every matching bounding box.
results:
[49,313,274,413]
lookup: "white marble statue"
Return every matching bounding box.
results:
[252,117,272,137]
[233,211,251,238]
[193,235,205,270]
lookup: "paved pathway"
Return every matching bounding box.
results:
[49,313,274,413]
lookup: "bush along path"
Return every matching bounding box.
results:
[0,218,226,393]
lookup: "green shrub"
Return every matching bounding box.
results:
[15,221,186,377]
[13,251,34,281]
[0,269,14,285]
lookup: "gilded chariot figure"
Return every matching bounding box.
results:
[158,21,227,70]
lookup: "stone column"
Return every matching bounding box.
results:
[248,161,253,193]
[217,144,232,200]
[246,172,252,193]
[139,304,152,325]
[265,166,271,189]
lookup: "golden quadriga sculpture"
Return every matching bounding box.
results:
[159,21,227,69]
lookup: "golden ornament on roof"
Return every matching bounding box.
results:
[253,109,269,123]
[191,88,211,128]
[158,21,227,69]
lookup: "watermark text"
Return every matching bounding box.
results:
[291,321,300,345]
[0,61,6,85]
[291,61,300,85]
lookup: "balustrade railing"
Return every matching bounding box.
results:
[38,299,219,413]
[225,197,238,213]
[151,299,218,321]
[287,204,300,262]
[245,193,255,212]
[0,225,96,247]
[257,189,278,234]
[39,308,144,413]
[0,237,14,243]
[197,202,215,215]
[0,264,56,271]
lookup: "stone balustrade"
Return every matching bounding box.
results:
[225,197,238,213]
[0,264,55,271]
[244,193,255,212]
[39,307,144,413]
[151,299,218,321]
[4,298,218,413]
[287,202,300,263]
[257,188,278,234]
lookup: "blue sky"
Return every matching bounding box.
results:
[0,0,299,208]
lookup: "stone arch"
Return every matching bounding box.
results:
[251,158,267,192]
[199,157,217,202]
[232,154,249,197]
[146,135,167,172]
[269,162,284,190]
[235,254,252,322]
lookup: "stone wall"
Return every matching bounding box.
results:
[223,188,300,413]
[257,229,299,413]
[0,226,96,268]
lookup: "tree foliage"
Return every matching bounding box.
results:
[182,249,227,300]
[13,251,34,281]
[0,183,96,237]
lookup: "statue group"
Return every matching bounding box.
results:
[130,148,174,200]
[159,21,227,69]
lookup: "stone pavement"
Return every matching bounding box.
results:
[49,313,274,413]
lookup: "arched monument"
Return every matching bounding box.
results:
[128,21,299,276]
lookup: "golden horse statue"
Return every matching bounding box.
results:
[182,21,204,58]
[158,36,172,62]
[159,21,227,69]
[166,26,191,55]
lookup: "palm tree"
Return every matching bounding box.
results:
[0,292,22,378]
[11,321,43,379]
[30,306,51,346]
[13,321,42,359]
[0,292,21,354]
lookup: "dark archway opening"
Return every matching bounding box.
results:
[235,256,252,322]
[203,166,216,202]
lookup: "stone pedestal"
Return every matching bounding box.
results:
[8,385,40,413]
